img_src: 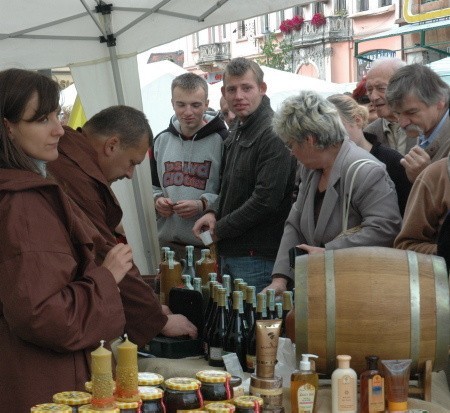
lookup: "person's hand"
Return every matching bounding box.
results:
[161,314,198,339]
[400,146,431,183]
[173,200,202,219]
[261,277,288,296]
[155,197,175,217]
[299,244,325,254]
[192,212,217,239]
[161,305,173,316]
[102,243,133,284]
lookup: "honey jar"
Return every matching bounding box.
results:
[30,404,72,412]
[139,386,165,413]
[116,401,140,412]
[163,377,203,413]
[196,370,233,404]
[138,372,164,389]
[78,405,119,412]
[205,402,236,413]
[233,396,264,413]
[52,391,92,412]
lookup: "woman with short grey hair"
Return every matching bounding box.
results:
[265,90,402,294]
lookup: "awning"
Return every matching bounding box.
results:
[354,17,450,60]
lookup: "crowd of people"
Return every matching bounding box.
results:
[0,55,449,410]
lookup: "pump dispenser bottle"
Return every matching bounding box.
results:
[291,354,319,413]
[331,355,357,413]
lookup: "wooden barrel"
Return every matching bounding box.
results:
[294,247,450,377]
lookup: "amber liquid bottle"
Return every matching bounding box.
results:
[359,355,385,413]
[223,290,247,370]
[208,288,228,367]
[159,250,182,305]
[195,248,216,285]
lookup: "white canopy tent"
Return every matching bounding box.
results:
[428,57,450,86]
[0,0,300,274]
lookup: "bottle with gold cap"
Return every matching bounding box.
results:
[208,288,229,367]
[52,391,92,412]
[164,377,203,413]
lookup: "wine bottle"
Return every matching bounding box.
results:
[233,278,244,292]
[281,291,293,337]
[208,288,228,367]
[266,289,277,320]
[244,286,256,337]
[203,283,220,360]
[223,290,247,371]
[222,274,232,317]
[275,302,283,319]
[193,277,202,294]
[183,245,196,282]
[181,274,194,290]
[256,292,268,320]
[246,291,267,373]
[202,281,218,357]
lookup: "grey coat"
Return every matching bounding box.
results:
[272,140,402,280]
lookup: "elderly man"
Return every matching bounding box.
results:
[193,57,296,292]
[391,64,450,253]
[364,58,416,156]
[48,105,197,343]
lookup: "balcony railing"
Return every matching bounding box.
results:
[197,42,231,66]
[291,16,352,45]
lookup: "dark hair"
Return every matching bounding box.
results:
[83,105,153,148]
[386,63,450,109]
[0,68,60,172]
[223,57,264,86]
[171,72,208,99]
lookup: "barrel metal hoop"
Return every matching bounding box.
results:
[296,255,309,360]
[325,250,336,375]
[407,250,420,373]
[433,256,450,371]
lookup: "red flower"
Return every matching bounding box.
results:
[311,12,327,27]
[291,15,304,31]
[279,19,294,34]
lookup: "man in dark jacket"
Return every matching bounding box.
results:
[193,58,296,292]
[48,106,197,342]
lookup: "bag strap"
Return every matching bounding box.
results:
[342,159,379,232]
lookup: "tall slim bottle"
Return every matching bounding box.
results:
[193,277,203,294]
[159,250,182,305]
[208,288,228,367]
[244,286,256,336]
[359,355,385,413]
[202,281,218,358]
[233,278,244,292]
[246,291,267,373]
[223,290,247,370]
[183,245,196,282]
[266,289,277,320]
[281,291,293,337]
[222,274,232,317]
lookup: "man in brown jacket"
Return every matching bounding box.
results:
[48,105,197,342]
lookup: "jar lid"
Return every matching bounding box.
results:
[53,391,92,406]
[233,396,264,408]
[206,402,236,413]
[78,404,119,413]
[138,372,164,386]
[139,386,164,400]
[116,401,139,409]
[165,377,201,390]
[196,370,231,383]
[30,404,72,412]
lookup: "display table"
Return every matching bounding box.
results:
[138,356,450,413]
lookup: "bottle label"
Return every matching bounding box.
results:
[297,383,315,413]
[368,375,385,411]
[209,346,223,361]
[246,354,256,370]
[337,375,356,411]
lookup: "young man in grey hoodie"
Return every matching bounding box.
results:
[150,73,227,259]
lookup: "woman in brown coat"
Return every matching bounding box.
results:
[0,69,134,411]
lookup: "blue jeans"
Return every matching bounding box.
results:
[221,256,274,293]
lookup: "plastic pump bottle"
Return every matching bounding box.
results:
[331,355,357,413]
[291,354,319,413]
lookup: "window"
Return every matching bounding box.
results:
[260,14,270,34]
[314,2,324,14]
[222,24,227,39]
[358,0,369,11]
[192,32,199,49]
[379,0,392,5]
[209,27,216,43]
[276,10,285,27]
[237,20,246,38]
[293,6,304,17]
[335,0,347,12]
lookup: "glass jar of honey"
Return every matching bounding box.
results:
[31,404,72,413]
[116,401,140,412]
[163,377,203,413]
[52,391,92,412]
[139,386,165,413]
[205,402,236,413]
[233,396,264,413]
[138,372,164,389]
[78,405,119,413]
[195,370,233,404]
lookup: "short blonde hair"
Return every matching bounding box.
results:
[272,90,347,149]
[327,94,369,128]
